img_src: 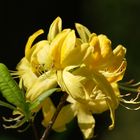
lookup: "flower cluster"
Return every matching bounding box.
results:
[13,17,140,139]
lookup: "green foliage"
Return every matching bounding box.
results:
[0,63,28,114]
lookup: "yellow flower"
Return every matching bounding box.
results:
[15,30,44,89]
[42,79,120,139]
[16,17,91,101]
[16,29,57,101]
[14,17,136,140]
[47,24,127,139]
[42,95,95,139]
[75,23,127,83]
[45,26,91,70]
[58,65,119,128]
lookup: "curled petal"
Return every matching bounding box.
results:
[16,58,37,89]
[85,34,102,69]
[77,105,95,139]
[45,29,71,69]
[113,45,126,63]
[47,17,62,41]
[57,67,89,102]
[25,29,44,61]
[61,30,91,67]
[75,23,91,42]
[98,35,113,60]
[91,71,119,129]
[30,40,50,65]
[26,71,57,101]
[107,45,127,72]
[60,30,76,66]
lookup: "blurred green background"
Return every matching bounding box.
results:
[1,0,140,140]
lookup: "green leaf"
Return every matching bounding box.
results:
[29,88,59,111]
[0,63,29,115]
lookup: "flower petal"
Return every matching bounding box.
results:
[26,71,57,101]
[98,35,112,60]
[45,29,71,69]
[30,40,50,65]
[25,29,44,61]
[47,17,62,42]
[42,98,56,126]
[61,30,91,67]
[53,104,75,132]
[75,23,91,42]
[57,67,90,102]
[16,58,37,89]
[100,45,127,82]
[60,30,76,66]
[77,105,95,139]
[91,71,118,129]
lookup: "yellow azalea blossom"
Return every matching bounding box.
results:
[42,65,121,139]
[16,17,91,101]
[57,65,119,130]
[16,29,47,89]
[42,79,120,139]
[15,17,124,127]
[15,17,62,92]
[12,17,140,140]
[75,23,127,83]
[15,30,58,101]
[45,28,91,70]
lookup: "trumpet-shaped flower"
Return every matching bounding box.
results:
[75,23,127,83]
[43,71,120,139]
[15,29,58,101]
[12,17,140,140]
[45,27,91,70]
[43,67,140,139]
[57,65,119,127]
[17,17,91,102]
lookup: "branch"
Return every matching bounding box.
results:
[40,93,68,140]
[30,120,39,140]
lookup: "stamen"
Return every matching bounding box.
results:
[18,123,30,132]
[3,117,26,129]
[2,115,23,122]
[120,98,140,104]
[9,70,21,79]
[119,79,135,85]
[120,103,140,111]
[119,93,131,98]
[119,92,140,111]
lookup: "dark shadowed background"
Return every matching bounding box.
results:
[1,0,140,140]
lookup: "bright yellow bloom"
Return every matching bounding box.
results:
[16,17,91,101]
[42,79,120,139]
[45,23,127,139]
[14,17,138,140]
[45,23,91,70]
[16,30,57,101]
[75,23,127,83]
[57,65,119,133]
